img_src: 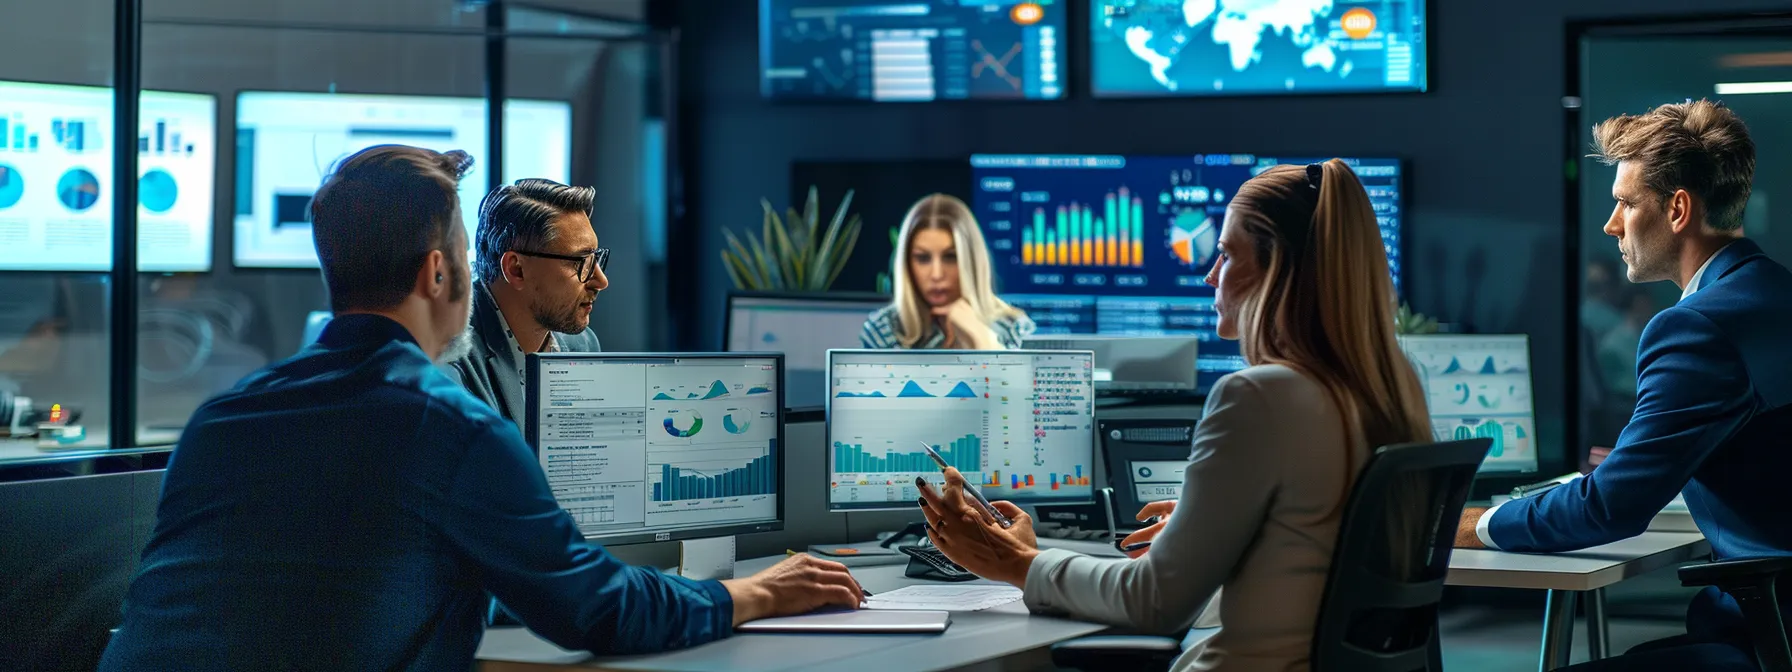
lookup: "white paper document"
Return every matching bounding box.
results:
[864,585,1024,612]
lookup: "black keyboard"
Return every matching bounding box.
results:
[900,546,977,581]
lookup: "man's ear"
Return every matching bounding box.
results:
[1669,189,1695,234]
[418,249,448,299]
[501,251,526,289]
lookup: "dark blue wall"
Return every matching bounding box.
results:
[672,0,1789,467]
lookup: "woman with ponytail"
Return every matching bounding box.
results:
[913,160,1431,671]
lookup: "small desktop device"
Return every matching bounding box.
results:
[724,292,889,408]
[1397,334,1540,474]
[1023,335,1198,395]
[526,353,785,545]
[826,349,1097,511]
[1099,419,1197,529]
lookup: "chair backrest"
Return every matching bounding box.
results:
[1310,438,1492,672]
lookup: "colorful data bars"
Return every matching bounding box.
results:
[989,465,1088,490]
[1020,187,1146,267]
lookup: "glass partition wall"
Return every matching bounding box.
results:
[0,0,668,471]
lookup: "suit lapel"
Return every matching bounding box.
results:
[1699,239,1763,292]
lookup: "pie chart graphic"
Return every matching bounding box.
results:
[57,168,100,211]
[139,169,178,213]
[1168,210,1217,269]
[0,165,22,210]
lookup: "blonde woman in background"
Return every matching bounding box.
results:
[860,193,1033,350]
[915,160,1431,671]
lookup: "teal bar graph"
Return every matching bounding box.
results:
[833,435,980,474]
[653,444,776,501]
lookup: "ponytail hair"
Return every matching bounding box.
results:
[1228,160,1431,507]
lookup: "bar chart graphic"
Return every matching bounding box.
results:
[0,115,40,152]
[1020,186,1146,267]
[985,465,1088,490]
[833,434,980,474]
[138,117,197,156]
[651,446,775,502]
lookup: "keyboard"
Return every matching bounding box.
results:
[900,546,977,581]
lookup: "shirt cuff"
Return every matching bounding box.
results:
[1020,548,1080,613]
[1475,499,1508,550]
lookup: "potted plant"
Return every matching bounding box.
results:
[1395,301,1439,335]
[720,186,863,291]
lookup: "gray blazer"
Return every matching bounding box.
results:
[442,282,602,427]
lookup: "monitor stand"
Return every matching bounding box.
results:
[677,536,736,581]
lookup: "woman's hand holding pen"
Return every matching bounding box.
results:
[916,467,1038,587]
[1120,501,1176,559]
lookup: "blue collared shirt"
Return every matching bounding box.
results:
[100,314,733,672]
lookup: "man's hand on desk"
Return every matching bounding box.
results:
[721,554,865,626]
[1454,506,1489,549]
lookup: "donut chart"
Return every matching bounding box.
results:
[57,168,100,211]
[0,165,22,209]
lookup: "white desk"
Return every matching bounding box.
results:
[1446,531,1711,671]
[475,552,1111,672]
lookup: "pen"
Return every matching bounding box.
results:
[786,549,873,597]
[915,441,1014,529]
[1120,541,1152,553]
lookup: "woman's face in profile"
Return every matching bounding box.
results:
[1205,210,1261,341]
[908,227,961,308]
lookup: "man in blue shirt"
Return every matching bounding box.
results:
[1455,100,1792,671]
[99,145,863,671]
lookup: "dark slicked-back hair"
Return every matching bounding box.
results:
[310,144,474,312]
[474,178,596,283]
[1592,99,1755,231]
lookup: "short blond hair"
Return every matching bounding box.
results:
[1591,99,1755,231]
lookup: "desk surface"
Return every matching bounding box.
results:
[1446,531,1710,591]
[475,553,1110,672]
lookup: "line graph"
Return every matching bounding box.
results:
[971,40,1023,91]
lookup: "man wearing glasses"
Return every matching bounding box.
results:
[445,178,610,425]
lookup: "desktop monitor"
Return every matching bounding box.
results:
[1089,0,1427,98]
[525,353,785,545]
[0,80,216,272]
[231,91,572,268]
[724,291,890,408]
[826,349,1097,511]
[970,153,1403,392]
[759,0,1067,102]
[1397,334,1539,474]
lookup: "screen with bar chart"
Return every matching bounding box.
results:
[760,0,1066,102]
[971,153,1402,391]
[527,354,784,545]
[1397,334,1538,474]
[232,91,571,268]
[0,80,215,272]
[826,349,1095,511]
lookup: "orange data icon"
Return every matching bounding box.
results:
[1011,2,1045,26]
[1341,7,1377,40]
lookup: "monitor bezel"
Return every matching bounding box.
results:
[525,351,788,546]
[824,348,1100,512]
[1397,333,1542,476]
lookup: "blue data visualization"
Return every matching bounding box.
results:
[0,164,22,209]
[760,0,1066,101]
[1398,334,1538,473]
[972,153,1402,389]
[1091,0,1426,97]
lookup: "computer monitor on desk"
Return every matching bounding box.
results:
[826,349,1098,511]
[1398,334,1540,474]
[725,292,889,408]
[525,353,785,545]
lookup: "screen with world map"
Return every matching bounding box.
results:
[1090,0,1427,97]
[760,0,1066,101]
[970,153,1402,392]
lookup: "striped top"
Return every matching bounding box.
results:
[858,304,1035,350]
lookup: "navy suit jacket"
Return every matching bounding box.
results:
[1488,239,1792,636]
[99,315,732,672]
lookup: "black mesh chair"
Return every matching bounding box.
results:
[1051,438,1491,672]
[1678,558,1792,672]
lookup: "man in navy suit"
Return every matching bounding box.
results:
[1456,99,1792,670]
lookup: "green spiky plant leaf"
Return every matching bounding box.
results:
[1394,301,1439,335]
[720,186,864,291]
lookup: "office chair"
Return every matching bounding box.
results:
[1678,558,1792,672]
[1050,438,1491,672]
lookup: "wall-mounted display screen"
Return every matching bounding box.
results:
[232,91,572,269]
[761,0,1065,101]
[1090,0,1426,98]
[0,81,216,272]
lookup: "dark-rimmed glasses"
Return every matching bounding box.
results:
[515,248,609,282]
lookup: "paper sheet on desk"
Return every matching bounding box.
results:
[865,585,1023,612]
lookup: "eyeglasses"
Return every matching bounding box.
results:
[515,248,609,282]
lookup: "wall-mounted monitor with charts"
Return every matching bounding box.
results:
[972,153,1402,392]
[232,91,571,268]
[1090,0,1427,98]
[827,349,1096,511]
[0,80,215,272]
[1398,334,1539,474]
[760,0,1067,102]
[526,353,785,546]
[725,291,890,408]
